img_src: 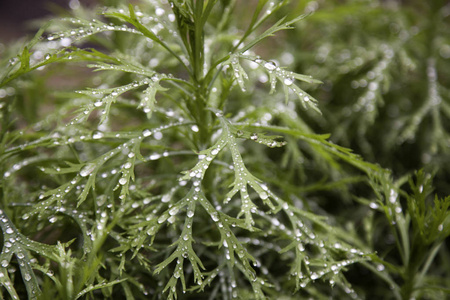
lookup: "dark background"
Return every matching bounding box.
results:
[0,0,95,43]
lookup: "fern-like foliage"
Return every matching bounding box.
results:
[0,0,449,299]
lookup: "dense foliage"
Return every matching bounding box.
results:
[0,0,449,299]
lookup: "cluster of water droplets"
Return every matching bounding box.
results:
[46,18,141,45]
[238,55,320,111]
[181,136,227,182]
[234,128,287,148]
[229,56,249,92]
[352,46,393,114]
[0,209,42,298]
[73,79,150,126]
[138,74,167,115]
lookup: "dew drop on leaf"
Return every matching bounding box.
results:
[150,153,161,160]
[119,178,127,185]
[284,78,294,86]
[169,207,179,216]
[92,131,104,139]
[158,215,168,224]
[80,163,96,177]
[142,129,152,137]
[211,212,219,222]
[154,132,163,140]
[168,215,176,223]
[264,62,276,71]
[369,202,379,209]
[161,194,170,203]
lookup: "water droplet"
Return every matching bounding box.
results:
[183,235,189,241]
[250,133,258,140]
[168,215,176,224]
[169,207,179,216]
[80,163,96,177]
[211,149,219,155]
[123,162,132,169]
[211,212,219,222]
[376,264,385,271]
[264,62,276,71]
[284,78,294,86]
[92,131,104,139]
[1,260,8,267]
[389,189,397,203]
[191,125,199,132]
[6,228,13,234]
[142,129,152,137]
[149,153,160,160]
[24,273,31,282]
[158,215,167,224]
[154,132,163,140]
[187,211,194,218]
[119,178,127,185]
[155,7,165,16]
[49,216,57,223]
[161,194,170,203]
[369,202,379,209]
[259,192,268,200]
[60,37,72,47]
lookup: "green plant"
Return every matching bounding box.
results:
[0,0,449,299]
